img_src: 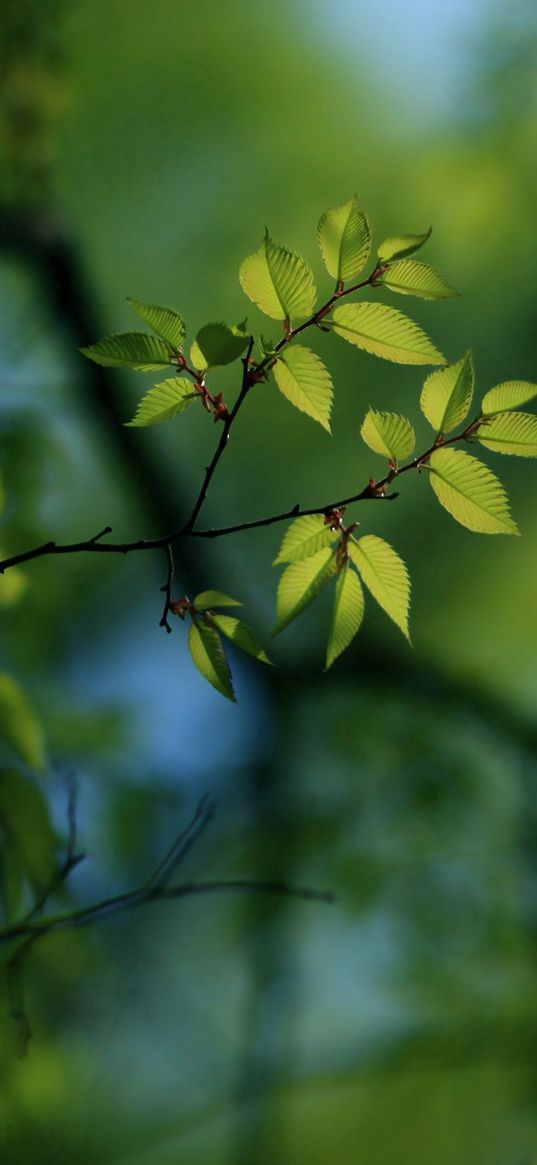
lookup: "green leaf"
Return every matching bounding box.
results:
[274,514,338,565]
[81,332,174,370]
[377,227,432,262]
[0,558,27,608]
[273,547,338,635]
[330,302,445,366]
[211,615,272,664]
[326,563,364,668]
[239,233,317,321]
[381,260,458,300]
[420,351,475,434]
[317,196,370,283]
[0,769,58,912]
[194,591,243,610]
[348,535,411,640]
[127,300,186,348]
[477,412,537,457]
[360,409,415,461]
[0,674,45,771]
[428,448,519,535]
[481,380,537,415]
[190,322,250,370]
[273,345,333,431]
[125,377,197,426]
[188,620,236,701]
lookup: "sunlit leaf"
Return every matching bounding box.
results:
[420,351,475,434]
[477,412,537,457]
[381,260,458,300]
[211,614,272,664]
[0,557,28,607]
[330,302,445,366]
[326,563,364,668]
[239,233,317,320]
[274,514,338,565]
[127,299,186,348]
[0,769,58,912]
[428,448,518,534]
[360,409,415,461]
[0,674,45,771]
[348,535,411,640]
[273,548,338,635]
[81,333,174,370]
[125,378,197,426]
[188,620,236,701]
[377,227,432,262]
[481,380,537,415]
[194,591,243,610]
[273,345,333,431]
[317,196,370,283]
[190,322,250,369]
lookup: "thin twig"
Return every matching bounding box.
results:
[159,543,175,632]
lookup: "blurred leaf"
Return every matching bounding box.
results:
[377,226,432,261]
[331,302,445,365]
[429,448,519,534]
[81,332,174,370]
[125,377,197,426]
[477,411,537,456]
[211,614,272,664]
[194,591,243,609]
[188,620,236,702]
[381,260,458,300]
[239,233,317,320]
[481,380,537,415]
[326,562,364,668]
[360,409,415,461]
[273,547,338,635]
[348,535,411,640]
[273,345,333,431]
[317,196,370,283]
[0,769,57,919]
[127,299,186,348]
[420,352,475,434]
[274,514,338,565]
[0,557,28,607]
[190,322,250,369]
[0,674,45,771]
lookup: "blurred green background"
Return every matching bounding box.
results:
[1,1,537,1162]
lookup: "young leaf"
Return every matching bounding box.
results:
[0,674,45,771]
[194,591,243,610]
[477,412,537,457]
[190,322,250,370]
[274,514,338,565]
[330,302,445,366]
[420,351,474,434]
[377,227,432,263]
[273,547,338,635]
[125,378,197,427]
[188,620,236,701]
[273,345,333,431]
[481,380,537,415]
[81,333,174,370]
[326,563,364,668]
[428,448,519,535]
[317,196,370,283]
[127,300,186,349]
[239,233,317,321]
[381,260,458,300]
[348,535,411,641]
[360,410,415,461]
[210,615,272,664]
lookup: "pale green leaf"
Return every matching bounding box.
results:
[428,448,518,535]
[194,591,243,610]
[273,345,333,431]
[377,227,432,262]
[326,563,364,668]
[125,378,197,427]
[360,409,415,461]
[239,234,317,320]
[190,322,250,370]
[0,559,28,607]
[481,380,537,415]
[188,620,236,701]
[477,412,537,457]
[420,351,475,433]
[0,674,45,771]
[331,302,445,366]
[317,196,370,283]
[211,615,272,664]
[273,548,338,635]
[81,332,174,370]
[274,514,338,565]
[381,260,458,300]
[127,299,186,348]
[348,535,411,640]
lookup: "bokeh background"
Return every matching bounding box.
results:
[1,1,537,1161]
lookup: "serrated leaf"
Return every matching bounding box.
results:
[194,591,243,610]
[239,233,317,321]
[211,615,272,664]
[360,410,415,461]
[381,260,458,300]
[273,548,338,635]
[0,674,45,771]
[326,563,364,668]
[125,378,197,426]
[81,333,174,370]
[330,302,445,366]
[428,448,518,535]
[317,196,370,283]
[273,345,333,431]
[481,380,537,415]
[188,620,236,701]
[377,227,432,262]
[420,351,475,434]
[0,769,58,912]
[477,412,537,457]
[348,535,411,640]
[127,299,186,348]
[274,514,338,565]
[190,322,250,370]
